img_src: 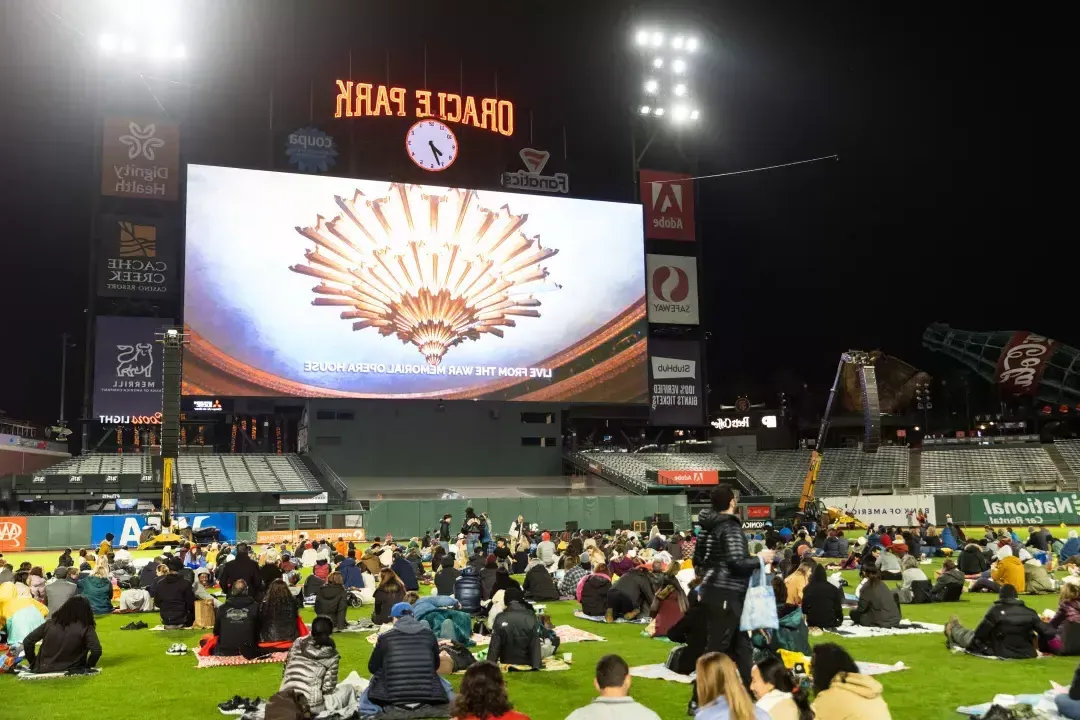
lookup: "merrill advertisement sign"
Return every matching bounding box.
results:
[93,316,171,422]
[97,216,176,299]
[649,339,705,427]
[821,495,936,527]
[91,512,237,547]
[0,516,28,551]
[646,254,699,325]
[101,117,180,201]
[970,493,1080,526]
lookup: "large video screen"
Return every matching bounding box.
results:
[184,165,647,402]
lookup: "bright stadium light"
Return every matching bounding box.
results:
[653,107,665,116]
[640,105,651,115]
[120,38,136,53]
[651,31,663,47]
[690,109,700,120]
[173,43,186,60]
[686,37,699,52]
[672,35,684,50]
[674,83,687,97]
[672,58,687,74]
[644,78,659,94]
[635,29,650,46]
[652,57,664,69]
[672,105,689,123]
[98,34,117,54]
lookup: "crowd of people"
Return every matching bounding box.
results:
[6,494,1080,718]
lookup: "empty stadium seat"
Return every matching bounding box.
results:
[172,453,323,494]
[920,446,1063,493]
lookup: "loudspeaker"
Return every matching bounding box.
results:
[858,364,881,453]
[160,337,183,458]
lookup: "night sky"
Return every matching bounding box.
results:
[0,0,1070,426]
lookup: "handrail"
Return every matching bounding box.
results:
[307,452,348,497]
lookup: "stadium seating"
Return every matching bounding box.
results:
[176,453,322,494]
[33,453,151,476]
[920,446,1063,493]
[724,449,811,496]
[1056,440,1080,480]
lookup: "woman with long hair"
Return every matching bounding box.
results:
[810,643,892,719]
[22,595,103,674]
[371,568,405,625]
[1048,579,1080,653]
[77,564,115,615]
[28,566,47,604]
[450,661,529,720]
[850,567,901,628]
[650,563,689,637]
[277,615,357,715]
[695,652,769,719]
[259,578,301,645]
[749,656,813,720]
[314,571,348,631]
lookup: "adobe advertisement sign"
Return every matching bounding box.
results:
[649,339,705,426]
[101,117,180,201]
[995,332,1058,396]
[657,469,717,486]
[97,216,176,299]
[640,169,695,241]
[646,254,699,325]
[93,316,171,422]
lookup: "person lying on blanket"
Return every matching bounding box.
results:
[22,595,102,675]
[944,583,1055,658]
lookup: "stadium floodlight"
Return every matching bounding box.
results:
[643,78,659,94]
[674,83,687,97]
[291,183,559,368]
[653,107,665,116]
[652,57,664,69]
[689,109,700,120]
[98,34,117,54]
[640,105,651,115]
[173,43,186,60]
[120,38,136,53]
[686,37,699,52]
[672,58,687,74]
[635,29,650,46]
[672,35,684,50]
[651,31,663,47]
[166,329,179,337]
[672,105,689,123]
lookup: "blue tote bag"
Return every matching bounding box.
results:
[739,556,779,631]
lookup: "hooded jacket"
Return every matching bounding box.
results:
[969,596,1055,658]
[259,597,300,643]
[693,510,760,595]
[992,554,1025,593]
[360,551,382,577]
[489,600,542,669]
[214,594,260,656]
[1024,562,1056,595]
[454,565,484,613]
[76,576,114,615]
[811,673,892,720]
[612,567,655,612]
[958,544,989,575]
[930,568,966,601]
[154,573,196,627]
[337,557,365,589]
[1060,536,1080,563]
[314,583,348,630]
[434,558,461,596]
[578,573,612,617]
[367,615,447,706]
[801,578,844,628]
[851,580,901,628]
[279,635,341,712]
[523,562,560,601]
[23,618,103,674]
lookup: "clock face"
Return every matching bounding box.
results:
[406,120,458,172]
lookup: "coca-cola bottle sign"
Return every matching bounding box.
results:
[995,332,1057,395]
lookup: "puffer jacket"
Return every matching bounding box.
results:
[958,544,989,575]
[969,596,1055,659]
[693,510,760,594]
[612,567,655,612]
[523,563,560,601]
[811,673,893,720]
[314,583,348,630]
[453,566,484,614]
[1050,599,1080,629]
[488,600,542,669]
[366,615,446,706]
[822,536,842,557]
[578,574,612,617]
[259,599,300,643]
[76,576,115,615]
[1059,537,1080,564]
[279,636,340,713]
[1024,562,1056,595]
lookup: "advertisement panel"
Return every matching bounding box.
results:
[640,169,695,241]
[995,332,1058,396]
[101,116,180,201]
[969,493,1080,526]
[821,495,937,528]
[283,127,339,173]
[183,165,647,403]
[91,512,237,547]
[0,516,28,551]
[646,254,699,325]
[256,528,367,545]
[649,339,705,426]
[93,316,171,421]
[746,505,772,519]
[97,216,177,299]
[657,469,717,486]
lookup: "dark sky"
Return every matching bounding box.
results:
[0,0,1070,425]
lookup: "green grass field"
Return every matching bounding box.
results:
[0,549,1074,719]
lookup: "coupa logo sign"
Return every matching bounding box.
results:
[285,127,338,173]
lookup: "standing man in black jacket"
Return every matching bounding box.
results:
[218,543,264,601]
[437,514,453,552]
[693,484,774,685]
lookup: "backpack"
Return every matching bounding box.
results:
[264,690,313,720]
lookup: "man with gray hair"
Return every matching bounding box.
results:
[45,566,79,614]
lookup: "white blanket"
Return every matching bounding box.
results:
[825,618,943,638]
[573,611,649,625]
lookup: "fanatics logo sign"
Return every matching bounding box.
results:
[640,169,695,241]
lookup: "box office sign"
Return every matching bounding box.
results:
[97,216,176,298]
[969,493,1080,526]
[101,117,180,201]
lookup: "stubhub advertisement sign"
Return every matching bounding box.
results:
[91,512,237,547]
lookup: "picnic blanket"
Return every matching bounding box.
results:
[504,656,571,673]
[630,660,909,685]
[956,687,1065,717]
[18,668,102,680]
[195,651,289,669]
[949,646,1054,661]
[149,625,192,631]
[341,619,377,633]
[553,625,605,644]
[366,631,491,647]
[825,618,943,638]
[574,611,650,625]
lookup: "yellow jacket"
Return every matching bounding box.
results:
[992,555,1025,593]
[811,673,892,720]
[785,571,809,606]
[0,582,49,622]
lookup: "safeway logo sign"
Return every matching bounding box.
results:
[646,254,699,324]
[640,169,695,241]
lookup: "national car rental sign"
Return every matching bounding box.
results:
[640,170,695,241]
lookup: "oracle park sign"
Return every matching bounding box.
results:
[969,493,1080,526]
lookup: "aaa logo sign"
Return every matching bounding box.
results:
[0,517,27,551]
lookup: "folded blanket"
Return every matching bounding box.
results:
[825,618,943,638]
[630,659,908,685]
[18,668,102,680]
[195,651,288,668]
[573,611,649,625]
[553,625,605,644]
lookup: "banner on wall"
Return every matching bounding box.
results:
[821,495,936,528]
[646,254,699,325]
[97,216,177,299]
[101,116,180,200]
[91,512,237,547]
[256,528,366,545]
[640,169,695,241]
[657,470,717,486]
[649,339,705,427]
[0,516,27,551]
[93,316,173,421]
[969,493,1080,526]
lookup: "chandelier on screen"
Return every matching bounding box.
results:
[291,183,559,367]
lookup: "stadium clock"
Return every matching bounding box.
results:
[406,119,458,172]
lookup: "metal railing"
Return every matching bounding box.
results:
[306,452,349,497]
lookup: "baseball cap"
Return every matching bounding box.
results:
[390,602,413,619]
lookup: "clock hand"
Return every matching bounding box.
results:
[429,140,443,166]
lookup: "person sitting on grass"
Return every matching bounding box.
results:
[259,578,301,646]
[944,584,1055,658]
[76,564,114,615]
[523,555,559,602]
[213,578,261,657]
[454,563,485,615]
[480,554,500,598]
[1055,660,1080,719]
[784,559,815,606]
[1025,555,1059,595]
[1061,532,1080,565]
[565,653,661,720]
[754,577,810,656]
[750,656,813,720]
[694,651,770,719]
[360,602,454,717]
[850,568,901,628]
[275,615,358,716]
[970,544,1025,594]
[895,555,931,604]
[434,554,460,596]
[372,568,406,625]
[488,586,545,669]
[391,551,420,592]
[155,556,195,628]
[801,563,844,630]
[450,661,530,720]
[560,552,591,599]
[27,566,46,604]
[810,643,892,719]
[1046,578,1080,654]
[22,595,102,675]
[875,544,903,580]
[605,562,654,623]
[45,566,78,614]
[314,571,348,631]
[649,564,689,638]
[929,559,966,602]
[0,580,48,645]
[118,575,153,612]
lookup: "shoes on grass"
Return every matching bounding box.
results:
[120,621,148,631]
[165,643,188,656]
[217,696,246,715]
